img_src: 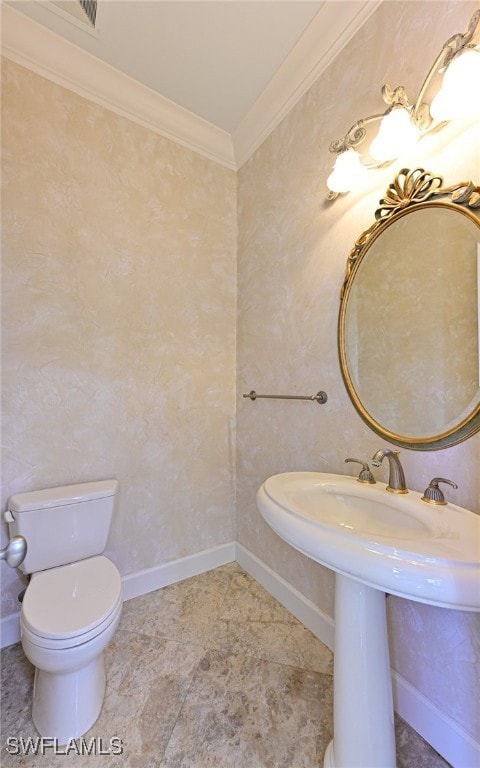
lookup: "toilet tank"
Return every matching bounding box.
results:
[6,479,119,575]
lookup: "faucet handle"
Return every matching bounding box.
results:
[345,458,376,484]
[421,477,458,505]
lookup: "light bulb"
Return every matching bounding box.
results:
[327,150,368,194]
[430,49,480,122]
[369,108,420,163]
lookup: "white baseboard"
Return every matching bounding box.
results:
[122,541,236,601]
[234,544,479,768]
[0,611,21,649]
[392,671,480,768]
[1,541,478,767]
[234,543,335,651]
[0,542,236,648]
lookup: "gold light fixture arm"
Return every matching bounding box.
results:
[329,113,386,155]
[329,83,415,156]
[327,9,480,196]
[411,10,480,128]
[381,84,410,109]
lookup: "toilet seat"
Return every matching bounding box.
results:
[21,556,122,650]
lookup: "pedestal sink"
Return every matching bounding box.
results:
[256,472,480,768]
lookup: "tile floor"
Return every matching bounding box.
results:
[1,562,451,767]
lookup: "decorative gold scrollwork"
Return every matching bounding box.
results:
[340,168,480,297]
[381,84,410,108]
[329,120,367,154]
[451,182,480,208]
[376,168,444,220]
[442,9,480,69]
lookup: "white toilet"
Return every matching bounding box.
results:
[5,480,122,744]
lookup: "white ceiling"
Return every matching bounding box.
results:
[3,0,380,167]
[44,2,325,133]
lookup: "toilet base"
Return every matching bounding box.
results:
[32,653,106,745]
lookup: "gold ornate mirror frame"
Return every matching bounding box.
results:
[338,168,480,450]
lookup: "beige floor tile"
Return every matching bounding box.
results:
[159,648,333,768]
[214,569,333,673]
[1,630,204,768]
[1,564,452,768]
[1,643,34,744]
[119,563,238,646]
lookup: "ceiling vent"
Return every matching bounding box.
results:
[52,1,97,29]
[79,0,96,28]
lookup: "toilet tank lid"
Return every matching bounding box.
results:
[8,480,119,513]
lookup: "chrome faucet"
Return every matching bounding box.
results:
[371,448,408,494]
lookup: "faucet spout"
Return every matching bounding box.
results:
[371,448,408,494]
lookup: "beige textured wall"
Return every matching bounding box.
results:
[1,0,480,751]
[1,60,237,614]
[236,0,480,744]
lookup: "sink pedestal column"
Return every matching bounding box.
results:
[324,573,396,768]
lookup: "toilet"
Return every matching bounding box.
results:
[5,480,122,744]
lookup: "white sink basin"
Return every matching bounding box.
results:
[258,472,480,611]
[257,471,480,767]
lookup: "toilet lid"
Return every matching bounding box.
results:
[22,556,122,641]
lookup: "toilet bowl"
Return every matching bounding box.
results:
[6,480,122,744]
[20,555,122,744]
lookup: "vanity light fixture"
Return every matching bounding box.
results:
[327,9,480,199]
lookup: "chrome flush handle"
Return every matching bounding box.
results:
[0,536,27,568]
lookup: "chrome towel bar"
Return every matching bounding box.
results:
[243,390,327,404]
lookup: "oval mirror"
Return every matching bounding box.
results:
[338,168,480,450]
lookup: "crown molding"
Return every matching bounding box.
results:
[232,1,382,168]
[2,2,380,171]
[1,4,236,170]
